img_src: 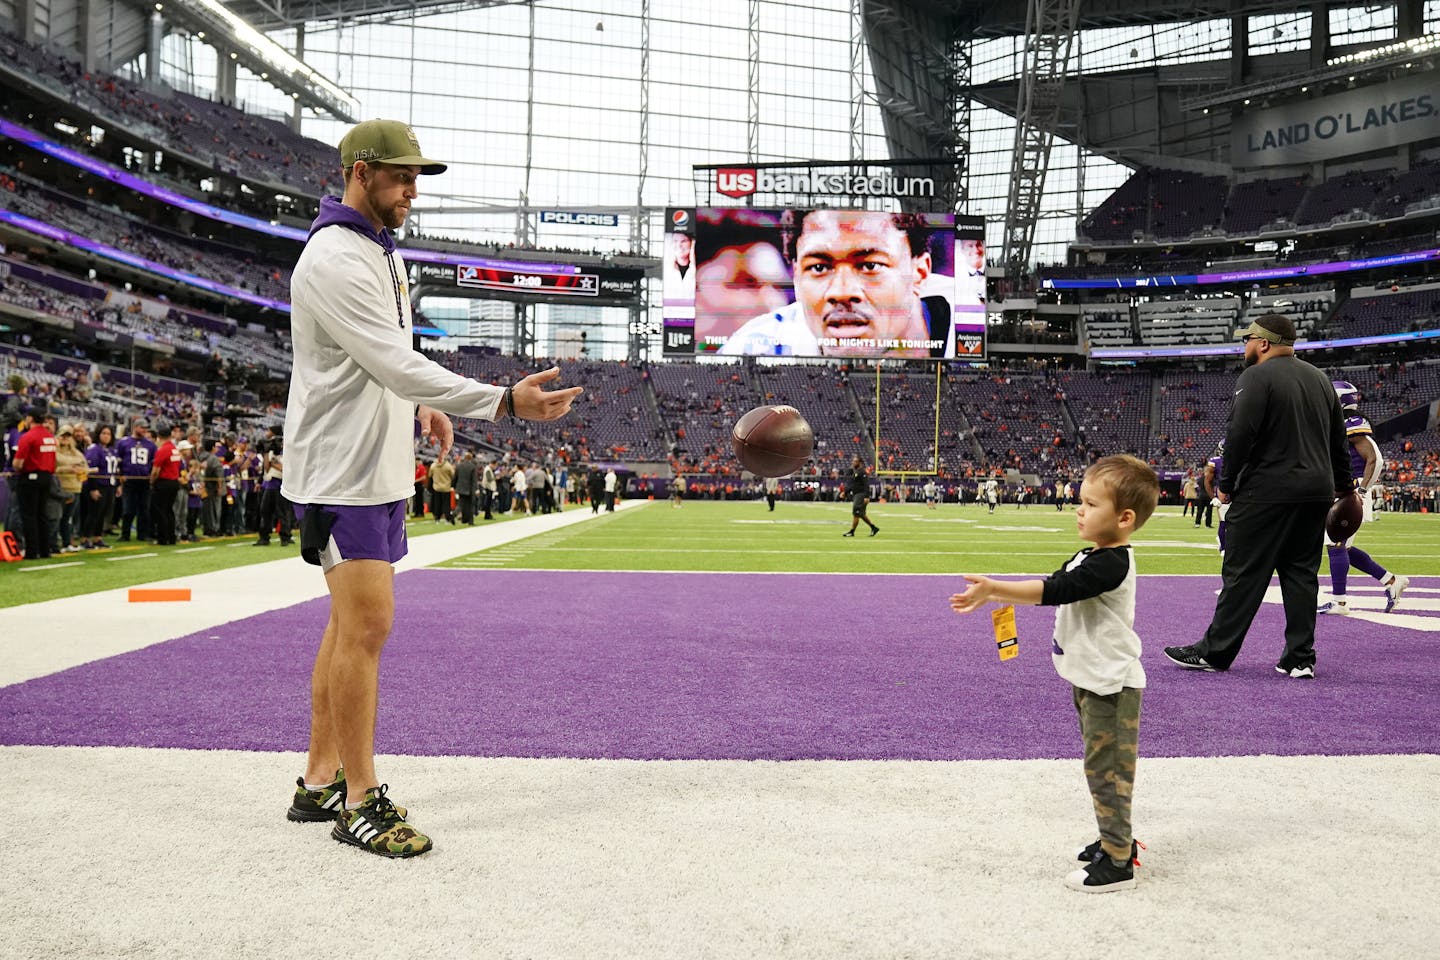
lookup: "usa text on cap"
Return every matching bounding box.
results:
[340,119,447,175]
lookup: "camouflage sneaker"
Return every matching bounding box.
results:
[331,785,433,858]
[286,768,346,823]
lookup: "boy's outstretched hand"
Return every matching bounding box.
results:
[950,574,996,613]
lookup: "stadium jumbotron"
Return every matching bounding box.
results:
[2,1,1438,956]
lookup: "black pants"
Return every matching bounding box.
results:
[481,489,494,519]
[120,478,150,540]
[432,490,452,521]
[458,493,476,524]
[1194,498,1213,527]
[258,488,293,543]
[1195,499,1329,671]
[151,478,181,544]
[413,483,426,517]
[83,486,116,538]
[16,472,52,559]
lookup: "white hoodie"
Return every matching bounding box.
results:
[283,202,503,505]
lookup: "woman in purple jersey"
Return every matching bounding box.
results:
[82,423,119,549]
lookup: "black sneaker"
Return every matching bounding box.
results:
[1064,853,1135,893]
[869,526,880,536]
[286,769,346,822]
[841,531,855,537]
[1075,838,1143,865]
[1164,645,1218,672]
[331,785,432,858]
[1275,663,1315,680]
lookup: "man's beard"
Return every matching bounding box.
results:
[366,183,408,229]
[1243,351,1258,368]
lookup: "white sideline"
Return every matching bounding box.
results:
[1,500,644,688]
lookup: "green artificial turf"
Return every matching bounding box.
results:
[437,499,1440,577]
[4,499,1436,607]
[0,513,516,607]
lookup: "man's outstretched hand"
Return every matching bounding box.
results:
[512,366,583,421]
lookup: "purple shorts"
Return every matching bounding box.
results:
[293,501,408,573]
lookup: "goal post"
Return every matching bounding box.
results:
[871,360,941,478]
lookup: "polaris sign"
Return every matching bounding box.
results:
[1232,74,1438,167]
[540,210,619,227]
[714,166,935,200]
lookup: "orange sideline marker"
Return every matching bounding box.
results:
[128,588,192,603]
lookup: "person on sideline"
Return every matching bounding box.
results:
[281,119,581,858]
[842,456,879,536]
[1164,315,1351,680]
[950,455,1160,893]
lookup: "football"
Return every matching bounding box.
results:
[732,405,815,478]
[1326,492,1365,542]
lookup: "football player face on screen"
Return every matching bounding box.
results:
[793,210,931,358]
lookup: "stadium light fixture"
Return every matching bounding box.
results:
[1184,34,1440,112]
[157,0,359,122]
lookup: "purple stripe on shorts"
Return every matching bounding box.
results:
[293,500,408,567]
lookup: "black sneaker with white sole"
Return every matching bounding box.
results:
[1075,838,1143,865]
[1164,645,1218,671]
[1275,663,1315,680]
[1064,854,1136,893]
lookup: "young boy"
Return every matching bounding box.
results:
[950,454,1159,893]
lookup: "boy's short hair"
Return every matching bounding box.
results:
[1085,454,1159,530]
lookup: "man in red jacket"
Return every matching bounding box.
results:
[11,405,56,560]
[149,423,184,546]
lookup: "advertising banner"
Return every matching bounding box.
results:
[1231,74,1437,168]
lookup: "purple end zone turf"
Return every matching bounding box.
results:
[1,572,1435,760]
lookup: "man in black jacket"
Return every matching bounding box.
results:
[842,456,879,537]
[1165,314,1352,679]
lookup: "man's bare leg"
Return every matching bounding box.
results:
[317,558,394,804]
[302,609,342,786]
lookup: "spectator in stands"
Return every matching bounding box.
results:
[429,453,455,523]
[455,451,478,525]
[1164,315,1351,680]
[255,426,291,547]
[280,118,581,859]
[53,425,87,552]
[116,417,156,542]
[512,462,529,515]
[82,423,118,549]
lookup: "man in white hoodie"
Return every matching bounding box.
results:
[281,119,582,857]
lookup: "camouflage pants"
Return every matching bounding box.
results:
[1073,684,1142,865]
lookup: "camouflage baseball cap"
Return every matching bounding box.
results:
[339,119,447,175]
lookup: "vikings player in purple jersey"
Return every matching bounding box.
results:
[1202,440,1227,556]
[1318,381,1409,615]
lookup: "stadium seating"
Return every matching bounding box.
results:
[1150,370,1233,467]
[1136,297,1241,346]
[1332,284,1440,339]
[1057,370,1152,459]
[750,363,871,474]
[1223,176,1307,234]
[1238,290,1334,340]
